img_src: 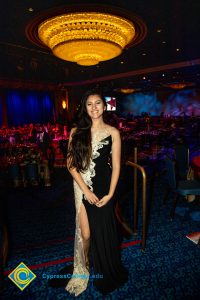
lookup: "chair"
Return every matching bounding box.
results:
[0,195,9,291]
[25,163,39,186]
[164,156,200,219]
[174,144,189,180]
[8,164,21,187]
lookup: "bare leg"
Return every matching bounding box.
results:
[79,203,90,266]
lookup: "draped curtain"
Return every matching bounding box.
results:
[6,90,54,126]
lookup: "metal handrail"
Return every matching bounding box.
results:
[126,148,147,250]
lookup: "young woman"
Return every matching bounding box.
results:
[66,89,128,296]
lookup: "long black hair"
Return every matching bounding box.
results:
[67,89,107,172]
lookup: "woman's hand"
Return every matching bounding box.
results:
[96,195,111,207]
[84,189,99,205]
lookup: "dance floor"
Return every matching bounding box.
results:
[1,167,200,299]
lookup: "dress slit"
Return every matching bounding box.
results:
[79,201,90,262]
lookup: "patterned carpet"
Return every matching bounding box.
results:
[1,166,200,300]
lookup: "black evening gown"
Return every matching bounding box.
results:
[82,135,128,294]
[48,131,129,296]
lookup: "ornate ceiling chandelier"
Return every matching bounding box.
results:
[38,13,135,66]
[120,88,136,94]
[162,82,195,89]
[26,5,147,66]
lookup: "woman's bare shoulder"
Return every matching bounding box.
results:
[105,125,120,137]
[71,127,77,133]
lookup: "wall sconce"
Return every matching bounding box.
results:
[62,100,67,109]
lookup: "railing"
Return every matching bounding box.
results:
[127,148,147,250]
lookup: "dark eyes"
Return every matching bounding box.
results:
[87,101,101,105]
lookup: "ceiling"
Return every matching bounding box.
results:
[1,0,200,92]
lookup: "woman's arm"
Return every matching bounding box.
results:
[96,127,121,207]
[67,129,99,204]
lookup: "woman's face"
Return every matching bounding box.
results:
[86,94,106,120]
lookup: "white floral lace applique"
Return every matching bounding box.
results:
[65,181,89,297]
[81,129,111,191]
[91,129,111,159]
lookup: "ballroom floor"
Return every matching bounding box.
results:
[1,166,200,300]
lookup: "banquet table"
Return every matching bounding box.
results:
[191,155,200,178]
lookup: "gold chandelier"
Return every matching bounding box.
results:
[37,12,136,66]
[162,82,195,89]
[120,88,136,94]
